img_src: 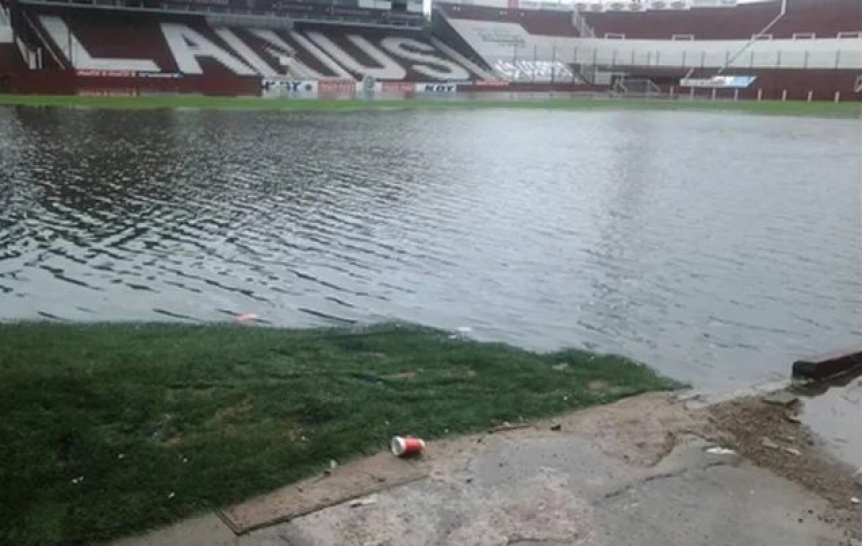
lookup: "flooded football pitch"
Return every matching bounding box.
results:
[1,105,859,390]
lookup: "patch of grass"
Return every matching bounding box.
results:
[0,94,858,118]
[0,322,679,545]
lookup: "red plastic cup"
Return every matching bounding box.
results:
[391,436,425,457]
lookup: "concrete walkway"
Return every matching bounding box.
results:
[116,393,861,546]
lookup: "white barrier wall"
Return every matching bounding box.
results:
[447,18,862,73]
[0,6,13,44]
[577,37,862,70]
[261,79,461,99]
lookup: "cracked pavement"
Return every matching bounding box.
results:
[115,393,861,546]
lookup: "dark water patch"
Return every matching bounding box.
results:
[797,371,862,469]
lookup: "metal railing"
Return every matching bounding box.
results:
[718,0,786,73]
[570,8,596,83]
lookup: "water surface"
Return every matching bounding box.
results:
[1,106,860,390]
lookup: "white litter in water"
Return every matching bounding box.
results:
[705,447,736,456]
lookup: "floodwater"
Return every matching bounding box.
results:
[0,106,860,390]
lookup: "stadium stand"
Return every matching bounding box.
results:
[582,2,780,40]
[432,3,586,82]
[0,0,859,99]
[437,3,579,36]
[433,0,862,98]
[767,0,861,38]
[4,1,492,88]
[582,0,861,39]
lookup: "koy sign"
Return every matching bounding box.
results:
[261,79,318,98]
[417,83,458,93]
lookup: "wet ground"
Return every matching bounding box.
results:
[797,373,862,469]
[1,106,861,391]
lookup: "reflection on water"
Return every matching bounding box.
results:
[1,106,860,389]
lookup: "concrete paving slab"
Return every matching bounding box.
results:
[113,514,235,546]
[113,393,861,546]
[218,451,427,534]
[593,462,845,546]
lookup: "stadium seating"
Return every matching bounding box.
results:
[434,4,585,81]
[16,5,486,81]
[768,0,862,38]
[582,2,779,40]
[436,4,580,36]
[434,0,861,96]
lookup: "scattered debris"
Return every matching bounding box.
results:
[349,495,377,508]
[762,392,799,407]
[456,326,472,334]
[761,437,780,450]
[488,422,531,434]
[321,462,338,478]
[117,454,125,460]
[167,492,176,500]
[236,313,259,323]
[784,413,802,424]
[391,436,425,457]
[705,446,737,456]
[783,447,801,456]
[551,363,569,371]
[550,423,562,432]
[70,476,84,485]
[851,497,860,505]
[465,477,473,484]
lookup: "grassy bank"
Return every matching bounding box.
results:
[0,322,679,545]
[0,94,859,118]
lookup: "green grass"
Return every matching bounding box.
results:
[0,94,859,118]
[0,322,679,545]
